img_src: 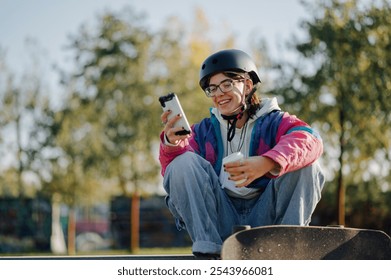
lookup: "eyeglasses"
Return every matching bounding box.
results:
[204,79,244,97]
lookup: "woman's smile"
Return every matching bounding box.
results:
[217,98,231,106]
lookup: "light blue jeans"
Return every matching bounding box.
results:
[163,152,325,255]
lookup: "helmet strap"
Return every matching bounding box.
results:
[222,109,243,142]
[221,84,257,142]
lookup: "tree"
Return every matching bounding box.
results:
[47,8,161,252]
[0,41,52,198]
[53,6,246,252]
[268,0,391,226]
[65,9,161,193]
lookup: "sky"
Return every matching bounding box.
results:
[0,0,309,85]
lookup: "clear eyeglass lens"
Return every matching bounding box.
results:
[205,80,234,97]
[220,80,233,92]
[205,86,217,96]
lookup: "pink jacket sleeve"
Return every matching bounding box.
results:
[158,131,195,176]
[262,113,323,177]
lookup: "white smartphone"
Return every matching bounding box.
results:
[159,93,191,135]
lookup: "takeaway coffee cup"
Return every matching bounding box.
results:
[222,152,246,185]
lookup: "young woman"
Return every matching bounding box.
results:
[159,49,325,258]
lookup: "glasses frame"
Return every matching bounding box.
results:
[204,78,245,97]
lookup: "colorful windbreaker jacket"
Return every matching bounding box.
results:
[159,98,323,192]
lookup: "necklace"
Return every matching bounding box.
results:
[227,120,248,155]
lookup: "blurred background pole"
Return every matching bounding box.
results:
[130,190,140,252]
[67,206,76,255]
[337,95,346,226]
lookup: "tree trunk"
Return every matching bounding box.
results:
[337,108,345,225]
[67,207,76,255]
[337,167,345,225]
[15,90,24,197]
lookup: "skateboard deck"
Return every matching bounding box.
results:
[221,225,391,260]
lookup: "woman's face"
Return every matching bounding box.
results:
[209,73,250,116]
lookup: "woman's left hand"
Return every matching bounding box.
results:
[224,156,279,187]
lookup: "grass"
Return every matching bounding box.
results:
[132,247,192,255]
[70,247,192,256]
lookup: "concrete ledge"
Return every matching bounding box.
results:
[0,254,196,260]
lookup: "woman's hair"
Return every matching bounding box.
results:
[223,71,261,118]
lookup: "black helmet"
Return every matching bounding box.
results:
[199,49,261,90]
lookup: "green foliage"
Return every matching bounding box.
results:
[0,6,243,207]
[41,7,231,205]
[52,8,162,201]
[0,43,53,198]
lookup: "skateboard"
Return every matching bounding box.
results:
[221,225,391,260]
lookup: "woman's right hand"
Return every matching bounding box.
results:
[161,110,191,145]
